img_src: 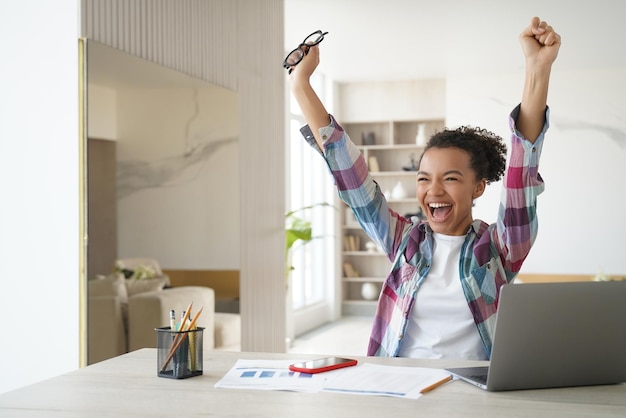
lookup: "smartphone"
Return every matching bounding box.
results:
[288,357,358,374]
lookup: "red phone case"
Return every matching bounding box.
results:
[288,357,358,374]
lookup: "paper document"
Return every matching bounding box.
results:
[214,359,327,392]
[215,359,452,399]
[323,363,451,398]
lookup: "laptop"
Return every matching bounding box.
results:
[445,280,626,391]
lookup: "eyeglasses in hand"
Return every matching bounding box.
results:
[283,30,328,74]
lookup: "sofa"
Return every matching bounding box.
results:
[88,270,240,364]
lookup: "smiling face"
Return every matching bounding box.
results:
[417,147,486,236]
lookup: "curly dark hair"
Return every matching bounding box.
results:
[419,126,507,184]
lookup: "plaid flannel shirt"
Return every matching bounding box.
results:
[300,104,548,358]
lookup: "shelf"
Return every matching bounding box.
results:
[343,119,444,148]
[385,198,418,204]
[365,152,420,173]
[343,251,387,256]
[370,171,418,176]
[358,144,423,151]
[342,277,385,283]
[339,113,444,316]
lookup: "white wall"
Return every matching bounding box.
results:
[0,1,80,393]
[115,85,239,270]
[338,79,446,122]
[447,68,626,276]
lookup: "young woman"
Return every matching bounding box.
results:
[288,17,561,359]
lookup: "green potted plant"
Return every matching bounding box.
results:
[284,202,335,349]
[285,202,335,278]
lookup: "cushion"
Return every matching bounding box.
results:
[214,312,241,348]
[114,259,171,287]
[125,277,168,296]
[88,273,128,302]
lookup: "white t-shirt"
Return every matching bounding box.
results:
[397,232,487,360]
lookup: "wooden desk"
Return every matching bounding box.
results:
[1,349,624,417]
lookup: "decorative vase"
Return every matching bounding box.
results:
[391,181,407,199]
[365,241,378,253]
[415,123,427,146]
[361,282,379,301]
[362,131,376,146]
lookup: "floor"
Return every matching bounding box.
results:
[288,316,372,357]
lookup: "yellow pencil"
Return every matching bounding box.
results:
[188,307,203,371]
[420,374,453,394]
[177,302,193,331]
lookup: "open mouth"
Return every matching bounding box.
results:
[428,202,453,221]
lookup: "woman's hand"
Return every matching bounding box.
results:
[520,17,561,70]
[288,45,320,83]
[517,17,561,143]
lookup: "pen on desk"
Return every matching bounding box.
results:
[178,304,192,331]
[169,304,193,354]
[420,375,453,394]
[181,310,193,331]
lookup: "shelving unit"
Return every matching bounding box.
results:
[340,118,445,316]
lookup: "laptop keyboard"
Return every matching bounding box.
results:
[468,374,488,385]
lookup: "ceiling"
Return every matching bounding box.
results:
[284,0,626,83]
[89,1,625,87]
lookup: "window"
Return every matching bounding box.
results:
[286,72,337,335]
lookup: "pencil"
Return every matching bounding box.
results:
[177,303,193,331]
[187,307,203,371]
[420,374,453,394]
[161,306,203,371]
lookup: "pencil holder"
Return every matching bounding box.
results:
[155,326,204,379]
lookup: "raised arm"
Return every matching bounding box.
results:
[517,16,561,143]
[288,45,331,149]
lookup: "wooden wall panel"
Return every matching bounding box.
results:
[82,0,239,90]
[81,0,286,352]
